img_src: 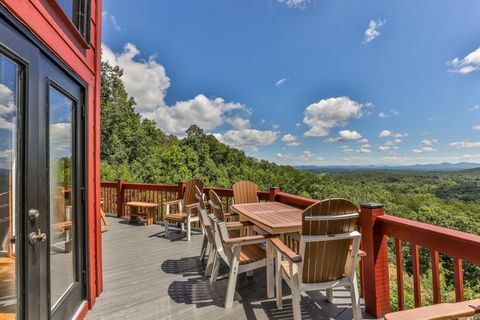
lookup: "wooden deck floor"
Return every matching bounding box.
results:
[86,217,373,320]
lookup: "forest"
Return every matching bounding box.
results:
[100,61,480,309]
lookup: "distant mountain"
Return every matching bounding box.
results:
[296,162,480,173]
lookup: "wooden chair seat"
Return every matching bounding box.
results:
[239,245,266,265]
[385,299,480,320]
[164,213,187,222]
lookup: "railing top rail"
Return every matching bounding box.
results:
[379,214,480,265]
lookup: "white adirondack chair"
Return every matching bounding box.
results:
[272,198,363,320]
[208,213,274,309]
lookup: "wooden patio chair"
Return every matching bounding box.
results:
[0,192,9,254]
[232,180,258,204]
[272,198,363,320]
[164,178,204,241]
[208,189,239,223]
[384,298,480,320]
[208,213,274,309]
[194,185,212,263]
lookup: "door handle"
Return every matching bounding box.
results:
[29,229,47,245]
[28,208,40,221]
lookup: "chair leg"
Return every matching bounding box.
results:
[275,250,283,309]
[224,256,240,309]
[266,242,274,299]
[326,288,333,303]
[291,275,302,320]
[205,249,216,278]
[187,219,191,241]
[164,220,169,238]
[199,235,208,261]
[210,253,220,283]
[350,274,362,320]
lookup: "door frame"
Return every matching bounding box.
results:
[0,4,90,319]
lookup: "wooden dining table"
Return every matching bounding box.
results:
[229,202,303,235]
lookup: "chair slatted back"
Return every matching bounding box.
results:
[232,180,258,204]
[301,198,359,284]
[183,178,204,206]
[208,214,231,263]
[208,190,226,221]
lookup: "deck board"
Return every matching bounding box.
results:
[86,217,373,320]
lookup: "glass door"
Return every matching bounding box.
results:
[0,49,20,320]
[0,10,87,319]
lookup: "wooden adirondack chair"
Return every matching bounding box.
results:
[272,198,363,320]
[208,213,274,309]
[232,180,258,204]
[164,178,204,241]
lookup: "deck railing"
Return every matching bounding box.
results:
[100,181,480,318]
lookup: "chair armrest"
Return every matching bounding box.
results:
[164,199,182,206]
[184,203,199,209]
[349,245,366,257]
[224,234,273,246]
[225,221,254,230]
[271,237,302,263]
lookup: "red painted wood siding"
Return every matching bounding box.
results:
[2,0,103,314]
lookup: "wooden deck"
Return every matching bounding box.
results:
[86,217,373,320]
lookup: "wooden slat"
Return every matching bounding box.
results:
[412,244,421,308]
[453,257,464,302]
[395,239,405,311]
[431,251,441,304]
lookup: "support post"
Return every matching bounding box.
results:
[269,187,280,202]
[117,180,125,217]
[359,203,391,318]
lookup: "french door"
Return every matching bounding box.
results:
[0,9,87,320]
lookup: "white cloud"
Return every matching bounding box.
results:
[102,43,170,113]
[215,129,278,150]
[282,134,296,143]
[145,94,250,136]
[358,138,369,144]
[448,47,480,74]
[473,125,480,131]
[378,109,399,118]
[379,130,392,138]
[275,78,288,86]
[326,130,363,143]
[277,0,310,9]
[470,105,480,111]
[412,146,436,153]
[356,147,371,154]
[421,139,438,146]
[449,141,480,149]
[363,19,385,44]
[110,15,122,31]
[272,124,280,130]
[102,43,257,137]
[295,123,301,127]
[340,145,354,153]
[49,122,72,156]
[0,84,16,131]
[303,97,364,137]
[302,150,314,158]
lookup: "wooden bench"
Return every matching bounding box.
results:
[127,201,159,226]
[385,299,480,320]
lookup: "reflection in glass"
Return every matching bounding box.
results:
[49,86,75,309]
[0,54,18,319]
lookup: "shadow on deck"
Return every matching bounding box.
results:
[86,217,374,320]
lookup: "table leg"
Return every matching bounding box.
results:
[129,207,139,224]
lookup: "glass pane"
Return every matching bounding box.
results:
[49,86,75,309]
[0,54,18,319]
[56,0,74,21]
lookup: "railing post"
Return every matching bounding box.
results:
[359,203,391,318]
[269,187,280,202]
[117,180,125,217]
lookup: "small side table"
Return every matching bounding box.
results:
[126,202,159,226]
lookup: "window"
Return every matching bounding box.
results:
[56,0,90,39]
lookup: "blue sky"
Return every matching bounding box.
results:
[101,0,480,166]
